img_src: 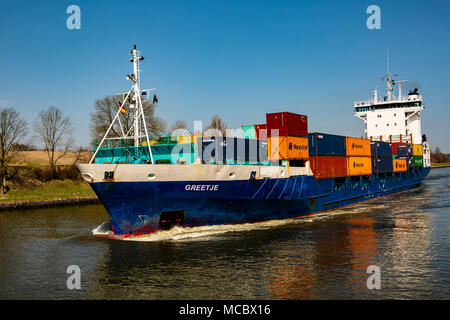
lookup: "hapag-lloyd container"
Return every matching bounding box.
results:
[393,159,407,172]
[370,141,393,158]
[266,112,308,137]
[371,157,393,174]
[254,124,267,139]
[347,157,372,176]
[346,137,371,157]
[309,156,347,179]
[268,136,308,160]
[308,133,347,156]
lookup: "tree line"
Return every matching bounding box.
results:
[431,147,450,164]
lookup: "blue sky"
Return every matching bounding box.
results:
[1,0,449,151]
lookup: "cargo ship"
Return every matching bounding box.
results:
[78,46,431,236]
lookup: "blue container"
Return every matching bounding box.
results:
[308,133,346,156]
[371,157,393,174]
[370,141,393,158]
[198,137,268,163]
[396,144,413,157]
[258,140,268,162]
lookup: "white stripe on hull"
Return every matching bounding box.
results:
[77,163,313,183]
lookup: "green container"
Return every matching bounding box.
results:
[242,125,256,139]
[413,156,423,167]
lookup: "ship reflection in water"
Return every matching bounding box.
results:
[0,168,449,299]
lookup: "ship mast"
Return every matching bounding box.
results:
[89,45,155,164]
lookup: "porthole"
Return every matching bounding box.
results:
[148,173,156,180]
[229,172,235,178]
[82,173,93,182]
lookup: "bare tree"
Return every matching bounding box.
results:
[90,95,166,140]
[205,115,228,136]
[34,106,74,175]
[0,107,27,193]
[170,120,188,132]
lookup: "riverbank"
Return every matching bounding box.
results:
[0,180,98,211]
[431,162,450,168]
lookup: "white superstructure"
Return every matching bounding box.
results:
[354,73,431,167]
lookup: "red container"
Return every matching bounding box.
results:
[254,124,267,139]
[392,142,407,154]
[309,156,347,179]
[266,112,308,137]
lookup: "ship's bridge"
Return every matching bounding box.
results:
[353,76,425,145]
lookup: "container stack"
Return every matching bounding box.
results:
[412,144,424,167]
[345,137,372,176]
[370,141,394,174]
[266,112,309,162]
[392,142,414,168]
[308,133,347,179]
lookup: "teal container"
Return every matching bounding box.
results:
[242,125,256,139]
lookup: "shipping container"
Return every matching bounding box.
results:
[370,141,393,158]
[393,159,407,172]
[393,142,413,156]
[392,142,407,154]
[268,136,308,160]
[242,125,256,139]
[371,157,393,174]
[413,156,423,167]
[309,156,347,179]
[198,137,267,163]
[413,144,423,156]
[346,137,371,157]
[266,112,308,137]
[398,156,414,168]
[347,157,372,176]
[255,124,267,139]
[308,133,346,156]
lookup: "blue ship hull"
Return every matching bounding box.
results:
[90,167,430,235]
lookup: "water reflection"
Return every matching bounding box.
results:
[0,168,449,299]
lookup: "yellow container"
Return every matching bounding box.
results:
[177,135,193,144]
[346,156,372,176]
[412,144,423,156]
[346,137,371,157]
[268,136,309,160]
[393,159,407,172]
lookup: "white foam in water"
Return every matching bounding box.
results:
[106,211,353,242]
[92,222,112,236]
[95,204,376,242]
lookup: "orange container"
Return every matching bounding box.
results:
[346,137,371,157]
[347,157,372,176]
[309,156,347,179]
[393,159,407,172]
[268,136,308,160]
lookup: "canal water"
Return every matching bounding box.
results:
[1,168,449,300]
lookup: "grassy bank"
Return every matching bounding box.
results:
[0,180,97,205]
[431,162,450,168]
